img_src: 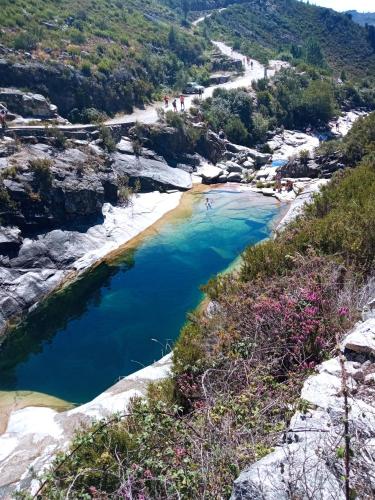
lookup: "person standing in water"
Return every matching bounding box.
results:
[205,197,213,210]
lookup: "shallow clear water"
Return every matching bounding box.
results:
[272,159,287,167]
[0,189,279,404]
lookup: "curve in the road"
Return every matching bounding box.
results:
[7,40,286,133]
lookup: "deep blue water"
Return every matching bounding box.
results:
[0,189,279,404]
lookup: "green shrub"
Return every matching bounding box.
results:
[29,158,53,192]
[98,125,116,152]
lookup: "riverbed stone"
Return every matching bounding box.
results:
[227,172,242,182]
[198,164,223,183]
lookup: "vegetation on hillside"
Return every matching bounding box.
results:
[193,60,375,146]
[31,113,375,499]
[0,0,210,117]
[197,0,375,79]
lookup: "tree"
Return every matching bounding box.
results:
[181,0,190,21]
[297,80,336,126]
[305,38,324,67]
[168,26,177,48]
[224,116,249,145]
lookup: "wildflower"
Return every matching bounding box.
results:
[338,306,349,317]
[305,291,319,302]
[144,469,153,479]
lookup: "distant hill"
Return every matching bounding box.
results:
[346,10,375,27]
[196,0,375,79]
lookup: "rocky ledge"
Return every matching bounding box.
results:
[231,299,375,499]
[0,354,173,497]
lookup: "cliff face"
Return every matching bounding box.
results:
[232,301,375,499]
[0,59,140,117]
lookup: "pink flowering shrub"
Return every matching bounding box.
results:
[201,254,357,376]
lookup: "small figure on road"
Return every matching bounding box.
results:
[0,103,7,130]
[198,87,203,99]
[172,98,177,112]
[180,94,185,111]
[250,60,254,70]
[164,95,169,107]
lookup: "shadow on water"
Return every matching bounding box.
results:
[0,250,136,388]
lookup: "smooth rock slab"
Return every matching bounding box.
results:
[112,152,192,191]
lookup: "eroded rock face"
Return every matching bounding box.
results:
[231,309,375,500]
[0,143,116,230]
[0,88,57,118]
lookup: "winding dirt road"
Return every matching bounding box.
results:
[7,40,282,132]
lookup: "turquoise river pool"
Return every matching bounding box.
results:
[0,188,280,404]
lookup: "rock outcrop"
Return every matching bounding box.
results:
[231,307,375,499]
[0,58,148,117]
[112,152,192,192]
[0,88,58,119]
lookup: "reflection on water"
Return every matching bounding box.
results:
[0,189,279,404]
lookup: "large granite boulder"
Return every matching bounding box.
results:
[112,152,192,192]
[197,164,223,183]
[196,129,226,164]
[0,88,57,118]
[0,226,22,255]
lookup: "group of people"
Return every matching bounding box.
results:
[275,172,294,193]
[164,89,204,113]
[164,94,185,112]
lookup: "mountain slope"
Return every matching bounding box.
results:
[198,0,375,78]
[0,0,208,118]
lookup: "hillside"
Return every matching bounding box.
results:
[197,0,375,78]
[0,0,208,118]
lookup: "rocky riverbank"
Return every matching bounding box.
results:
[231,297,375,499]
